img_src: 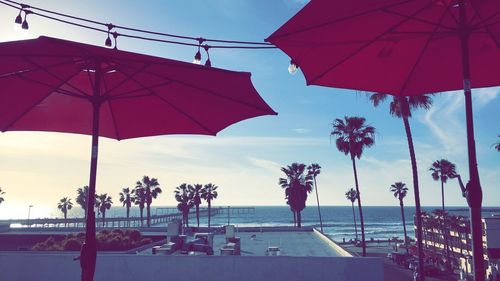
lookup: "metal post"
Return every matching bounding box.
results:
[459,2,484,281]
[81,61,102,281]
[27,205,33,228]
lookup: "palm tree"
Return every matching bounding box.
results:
[57,197,73,226]
[430,159,457,211]
[345,188,359,242]
[0,187,5,206]
[133,186,146,227]
[390,182,409,253]
[136,176,162,227]
[75,186,89,220]
[307,163,323,232]
[331,116,375,256]
[279,163,313,228]
[200,183,218,230]
[174,183,194,229]
[192,184,203,228]
[119,187,134,227]
[95,193,112,227]
[370,93,432,276]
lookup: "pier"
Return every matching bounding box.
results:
[0,207,255,228]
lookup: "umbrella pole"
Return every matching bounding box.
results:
[81,62,102,281]
[459,3,485,281]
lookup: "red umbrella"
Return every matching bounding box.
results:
[267,1,499,281]
[0,36,276,281]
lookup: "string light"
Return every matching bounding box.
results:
[193,38,204,65]
[20,9,31,30]
[288,60,298,75]
[14,9,21,24]
[105,23,113,47]
[112,31,118,50]
[203,45,211,67]
[2,0,278,67]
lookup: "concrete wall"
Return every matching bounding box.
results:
[0,253,383,281]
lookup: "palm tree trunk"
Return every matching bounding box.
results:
[64,211,68,227]
[399,199,409,254]
[297,211,302,228]
[102,211,105,227]
[207,200,211,230]
[403,116,425,281]
[351,156,366,257]
[313,177,323,232]
[126,207,130,227]
[183,210,188,229]
[146,202,151,227]
[351,202,358,241]
[196,204,200,228]
[139,207,144,227]
[441,180,445,211]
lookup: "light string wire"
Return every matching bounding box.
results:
[0,0,277,50]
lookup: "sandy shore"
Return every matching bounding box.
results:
[341,242,456,281]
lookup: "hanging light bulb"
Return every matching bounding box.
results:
[288,60,298,75]
[203,45,211,67]
[193,38,205,65]
[193,48,202,64]
[14,10,22,25]
[112,32,119,50]
[105,34,112,47]
[105,24,114,47]
[21,12,30,30]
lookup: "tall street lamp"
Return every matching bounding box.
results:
[27,205,34,228]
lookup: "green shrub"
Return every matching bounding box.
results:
[63,238,82,251]
[30,229,153,251]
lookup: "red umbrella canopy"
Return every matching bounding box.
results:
[266,0,500,95]
[0,36,277,139]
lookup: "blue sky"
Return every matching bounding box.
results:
[0,0,498,218]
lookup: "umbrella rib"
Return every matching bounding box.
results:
[398,2,451,95]
[381,7,455,31]
[99,64,121,140]
[106,58,274,114]
[1,71,83,132]
[112,70,216,134]
[267,0,413,40]
[23,57,91,98]
[110,81,174,99]
[472,11,500,29]
[16,74,89,100]
[150,90,216,135]
[111,93,155,100]
[105,99,121,140]
[103,64,150,96]
[309,2,436,85]
[468,4,500,50]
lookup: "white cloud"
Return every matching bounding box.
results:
[474,87,500,107]
[293,128,310,134]
[246,156,282,172]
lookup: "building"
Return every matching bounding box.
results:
[0,226,383,281]
[416,211,500,280]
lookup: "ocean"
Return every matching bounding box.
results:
[35,205,488,242]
